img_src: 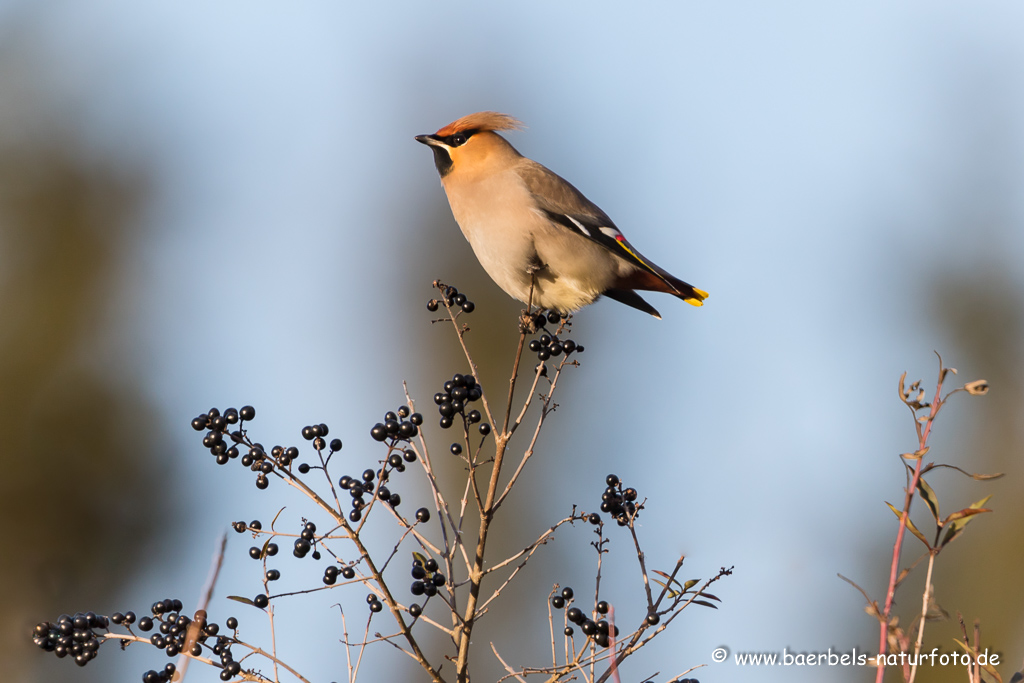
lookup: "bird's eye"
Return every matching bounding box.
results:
[450,133,467,147]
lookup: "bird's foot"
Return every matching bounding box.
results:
[519,309,543,334]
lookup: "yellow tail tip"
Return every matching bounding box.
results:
[684,288,709,306]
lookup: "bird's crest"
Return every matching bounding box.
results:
[436,111,523,137]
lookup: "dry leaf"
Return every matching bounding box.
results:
[964,380,989,396]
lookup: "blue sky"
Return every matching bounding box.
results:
[11,2,1024,682]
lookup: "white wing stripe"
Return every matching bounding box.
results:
[565,215,591,237]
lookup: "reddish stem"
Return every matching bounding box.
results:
[874,374,945,683]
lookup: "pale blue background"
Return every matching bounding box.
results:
[8,2,1024,682]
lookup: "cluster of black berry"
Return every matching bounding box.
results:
[295,423,342,474]
[36,599,247,681]
[409,555,446,612]
[210,616,243,681]
[365,592,384,613]
[191,406,255,461]
[550,587,619,647]
[139,665,177,683]
[426,284,475,314]
[135,602,243,681]
[292,520,320,560]
[192,406,294,490]
[322,562,357,586]
[600,474,639,526]
[370,405,423,444]
[524,311,584,363]
[139,600,195,657]
[238,518,323,581]
[528,332,583,362]
[433,373,490,436]
[338,467,400,522]
[532,310,566,328]
[33,612,108,667]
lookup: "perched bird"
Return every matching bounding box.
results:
[416,111,708,318]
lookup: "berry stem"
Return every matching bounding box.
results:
[501,276,538,436]
[502,330,529,436]
[280,463,445,682]
[627,522,654,611]
[493,356,571,511]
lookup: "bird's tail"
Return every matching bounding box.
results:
[621,268,709,307]
[665,274,709,307]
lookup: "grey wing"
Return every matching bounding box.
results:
[517,160,613,226]
[517,160,670,282]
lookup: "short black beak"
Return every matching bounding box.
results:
[417,134,453,176]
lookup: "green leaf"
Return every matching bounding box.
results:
[227,596,255,606]
[885,502,931,550]
[682,579,699,591]
[691,600,718,609]
[916,477,940,523]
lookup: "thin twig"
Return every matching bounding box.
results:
[434,280,499,434]
[547,586,557,669]
[494,360,572,510]
[483,516,577,576]
[590,524,606,682]
[453,292,540,683]
[277,474,444,682]
[876,360,947,683]
[607,605,621,683]
[972,619,981,683]
[176,532,227,682]
[908,551,937,683]
[511,357,547,430]
[502,280,537,435]
[405,385,466,570]
[627,520,654,610]
[492,642,530,683]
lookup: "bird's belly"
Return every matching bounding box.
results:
[458,222,538,302]
[460,216,622,312]
[444,174,624,312]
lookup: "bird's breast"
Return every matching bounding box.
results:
[440,169,627,311]
[441,171,542,297]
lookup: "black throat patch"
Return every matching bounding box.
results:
[430,145,453,177]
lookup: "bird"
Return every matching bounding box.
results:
[415,111,708,319]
